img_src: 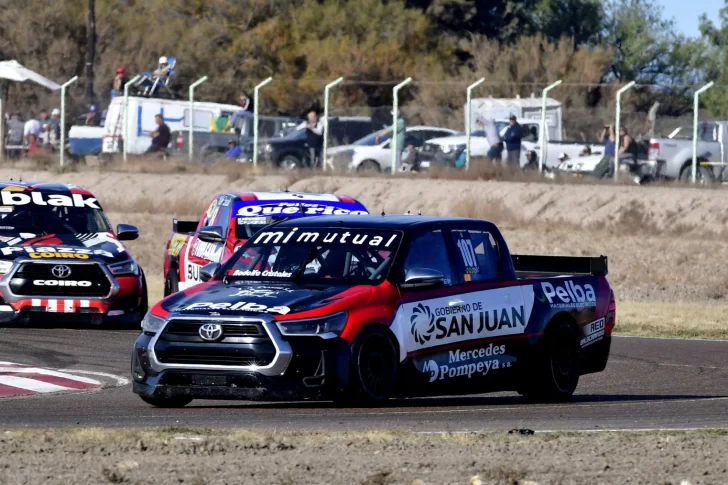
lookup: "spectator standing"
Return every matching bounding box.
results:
[111,68,129,97]
[38,110,50,145]
[591,124,615,179]
[48,109,61,149]
[503,114,522,166]
[376,111,407,171]
[296,111,324,168]
[23,111,41,145]
[477,116,503,162]
[145,114,171,155]
[230,92,255,131]
[401,143,418,172]
[6,111,25,159]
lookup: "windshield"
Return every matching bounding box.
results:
[235,216,274,239]
[354,131,391,146]
[0,197,110,236]
[223,227,402,286]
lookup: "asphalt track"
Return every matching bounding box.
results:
[0,326,726,431]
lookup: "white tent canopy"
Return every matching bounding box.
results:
[0,60,61,90]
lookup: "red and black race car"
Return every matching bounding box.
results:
[132,215,614,407]
[163,191,368,296]
[0,181,147,326]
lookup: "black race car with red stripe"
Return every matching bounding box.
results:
[132,215,614,407]
[0,181,147,326]
[163,191,368,296]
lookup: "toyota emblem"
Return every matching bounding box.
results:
[51,265,72,279]
[199,323,223,342]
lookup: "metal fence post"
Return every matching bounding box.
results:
[465,78,485,171]
[323,77,344,171]
[188,76,208,161]
[122,74,141,162]
[59,76,79,167]
[539,80,562,173]
[391,77,412,174]
[693,81,715,183]
[614,80,636,181]
[0,82,5,164]
[253,77,273,167]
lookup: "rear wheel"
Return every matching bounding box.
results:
[139,395,192,408]
[357,160,381,172]
[348,326,398,403]
[279,155,303,171]
[520,321,580,402]
[679,163,714,184]
[164,269,179,297]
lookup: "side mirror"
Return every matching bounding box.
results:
[400,268,445,290]
[200,262,221,282]
[116,224,139,241]
[198,225,224,243]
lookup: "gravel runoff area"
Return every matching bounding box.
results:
[0,428,726,485]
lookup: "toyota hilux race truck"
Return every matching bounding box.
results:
[0,181,147,326]
[133,215,614,407]
[163,191,369,296]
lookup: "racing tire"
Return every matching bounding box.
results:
[520,321,581,403]
[279,155,303,171]
[679,163,714,184]
[139,395,193,408]
[357,160,381,173]
[346,326,399,404]
[164,270,180,297]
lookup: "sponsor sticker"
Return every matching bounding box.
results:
[252,228,399,248]
[537,280,596,309]
[231,269,292,278]
[33,280,92,287]
[191,239,223,263]
[401,286,535,352]
[1,246,113,259]
[229,287,295,298]
[237,216,268,226]
[168,234,187,257]
[0,191,100,209]
[418,343,513,382]
[233,200,368,218]
[580,317,606,347]
[178,301,291,315]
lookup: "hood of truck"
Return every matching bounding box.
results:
[161,281,357,316]
[0,232,130,264]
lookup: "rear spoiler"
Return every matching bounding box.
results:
[511,254,608,277]
[173,218,199,234]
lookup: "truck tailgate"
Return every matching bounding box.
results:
[512,254,608,279]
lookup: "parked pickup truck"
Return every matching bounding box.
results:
[420,120,604,170]
[170,114,301,161]
[163,191,369,295]
[647,121,728,183]
[134,214,614,407]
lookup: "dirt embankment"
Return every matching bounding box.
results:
[3,168,728,305]
[0,429,725,485]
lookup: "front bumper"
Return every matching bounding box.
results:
[0,258,144,325]
[131,315,352,401]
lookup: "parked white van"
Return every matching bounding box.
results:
[101,96,241,156]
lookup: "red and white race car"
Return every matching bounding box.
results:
[163,191,369,296]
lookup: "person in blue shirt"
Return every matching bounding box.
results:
[503,114,522,166]
[225,140,241,158]
[591,124,616,179]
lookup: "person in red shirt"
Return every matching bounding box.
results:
[25,133,40,157]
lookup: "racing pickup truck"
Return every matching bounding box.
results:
[133,214,615,407]
[0,181,147,326]
[163,191,369,295]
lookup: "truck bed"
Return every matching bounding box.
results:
[512,254,608,279]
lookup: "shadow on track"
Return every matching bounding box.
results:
[178,393,727,411]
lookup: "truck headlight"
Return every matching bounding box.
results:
[109,260,139,276]
[141,312,166,334]
[0,260,14,275]
[277,312,347,337]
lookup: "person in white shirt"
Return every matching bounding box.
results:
[296,111,324,168]
[23,112,41,145]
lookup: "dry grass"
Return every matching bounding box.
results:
[615,301,728,339]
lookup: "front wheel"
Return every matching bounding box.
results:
[164,270,179,297]
[347,326,399,403]
[139,395,192,408]
[520,321,581,402]
[357,160,381,173]
[279,155,303,171]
